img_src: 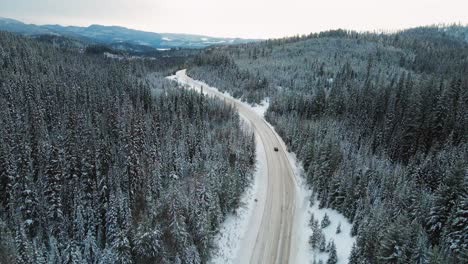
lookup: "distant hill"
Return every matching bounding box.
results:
[0,17,258,50]
[438,24,468,42]
[399,24,468,44]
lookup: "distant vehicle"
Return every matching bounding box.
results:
[274,147,279,152]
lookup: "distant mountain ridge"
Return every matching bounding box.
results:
[0,17,258,50]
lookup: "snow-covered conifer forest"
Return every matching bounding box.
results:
[189,27,468,263]
[0,24,467,264]
[0,32,255,263]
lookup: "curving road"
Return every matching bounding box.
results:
[171,70,298,264]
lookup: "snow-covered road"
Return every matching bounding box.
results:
[170,70,299,264]
[168,69,355,264]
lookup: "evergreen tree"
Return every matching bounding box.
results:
[321,213,331,228]
[309,220,322,250]
[319,236,327,252]
[336,222,341,234]
[44,145,64,234]
[327,241,338,264]
[133,224,162,263]
[443,193,468,260]
[378,219,411,264]
[113,231,132,264]
[412,231,430,264]
[83,230,100,263]
[349,243,360,264]
[15,227,33,264]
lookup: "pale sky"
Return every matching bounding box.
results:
[1,0,467,39]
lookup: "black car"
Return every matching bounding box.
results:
[274,147,279,152]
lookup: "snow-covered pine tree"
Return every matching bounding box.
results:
[113,231,132,264]
[309,220,322,250]
[327,241,338,264]
[412,230,430,264]
[319,235,327,252]
[133,224,162,263]
[348,243,360,264]
[15,226,33,264]
[321,213,331,228]
[443,193,468,260]
[336,222,341,234]
[44,144,64,235]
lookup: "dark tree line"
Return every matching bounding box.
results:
[189,26,468,263]
[0,32,255,263]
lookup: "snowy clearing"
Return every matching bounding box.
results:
[103,52,124,60]
[288,151,355,264]
[251,98,270,117]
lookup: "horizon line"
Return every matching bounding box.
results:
[1,16,467,40]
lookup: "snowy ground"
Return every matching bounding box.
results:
[168,71,355,264]
[287,153,355,264]
[308,200,355,264]
[251,98,269,117]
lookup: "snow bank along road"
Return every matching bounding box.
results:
[171,70,299,264]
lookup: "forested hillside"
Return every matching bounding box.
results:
[189,26,468,263]
[0,32,255,263]
[0,17,258,52]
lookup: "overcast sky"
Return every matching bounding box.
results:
[1,0,467,39]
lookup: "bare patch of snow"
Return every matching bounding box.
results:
[250,98,270,117]
[308,199,355,264]
[103,52,124,60]
[285,152,355,264]
[162,37,172,41]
